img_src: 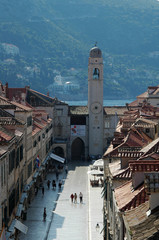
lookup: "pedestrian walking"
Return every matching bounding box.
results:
[58,180,62,190]
[74,193,77,203]
[56,171,59,180]
[70,193,74,203]
[65,165,68,174]
[47,179,51,189]
[42,186,44,196]
[35,186,38,195]
[52,180,56,190]
[43,207,47,221]
[79,192,83,203]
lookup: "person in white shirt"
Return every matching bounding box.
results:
[79,192,83,203]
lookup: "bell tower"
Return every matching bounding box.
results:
[88,45,103,156]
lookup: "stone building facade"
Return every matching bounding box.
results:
[0,46,127,235]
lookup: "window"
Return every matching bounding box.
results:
[27,116,32,127]
[21,175,23,192]
[16,148,19,168]
[15,182,19,204]
[71,116,86,125]
[1,164,3,187]
[105,121,110,128]
[20,145,23,161]
[46,142,49,153]
[9,150,15,174]
[33,140,37,147]
[146,128,150,133]
[28,161,32,178]
[93,68,99,79]
[56,109,63,116]
[9,189,15,215]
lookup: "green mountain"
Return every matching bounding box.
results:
[0,0,159,100]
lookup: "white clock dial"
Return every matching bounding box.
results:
[90,102,102,114]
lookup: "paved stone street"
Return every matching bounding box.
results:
[19,161,103,240]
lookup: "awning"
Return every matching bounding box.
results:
[20,192,27,204]
[23,180,34,192]
[41,155,50,166]
[15,204,24,217]
[8,219,16,233]
[50,153,65,163]
[32,171,39,180]
[14,219,28,234]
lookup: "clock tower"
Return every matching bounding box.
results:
[88,45,103,156]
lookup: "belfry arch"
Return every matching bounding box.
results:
[71,138,85,160]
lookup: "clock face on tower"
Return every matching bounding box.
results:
[90,102,102,114]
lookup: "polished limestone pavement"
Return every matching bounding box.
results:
[19,161,103,240]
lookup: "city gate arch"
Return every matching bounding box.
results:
[71,137,85,160]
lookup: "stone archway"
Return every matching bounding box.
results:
[53,147,64,158]
[71,138,85,160]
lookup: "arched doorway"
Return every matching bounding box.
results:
[71,138,85,160]
[53,147,64,158]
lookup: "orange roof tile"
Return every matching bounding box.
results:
[115,180,146,211]
[124,201,149,227]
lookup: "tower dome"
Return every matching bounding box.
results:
[89,46,102,58]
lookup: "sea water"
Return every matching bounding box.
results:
[65,99,134,106]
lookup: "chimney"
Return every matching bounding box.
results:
[129,162,145,189]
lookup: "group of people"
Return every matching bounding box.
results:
[46,179,62,190]
[41,164,69,221]
[70,192,83,203]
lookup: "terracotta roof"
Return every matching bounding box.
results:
[29,89,56,102]
[103,132,144,159]
[123,201,149,227]
[0,149,7,157]
[0,95,14,106]
[134,118,158,127]
[0,117,24,125]
[139,152,159,161]
[6,87,26,101]
[32,124,41,135]
[140,138,159,154]
[11,101,32,111]
[129,160,159,173]
[114,167,132,179]
[33,119,44,130]
[137,91,148,98]
[152,87,159,95]
[69,106,88,115]
[104,106,127,115]
[115,181,146,211]
[127,128,152,147]
[0,127,14,142]
[130,206,159,240]
[109,160,121,177]
[128,99,139,107]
